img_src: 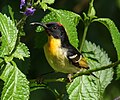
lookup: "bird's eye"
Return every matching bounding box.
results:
[52,26,57,30]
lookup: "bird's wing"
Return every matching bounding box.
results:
[66,45,98,78]
[67,45,89,69]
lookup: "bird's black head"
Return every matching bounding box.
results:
[43,22,68,39]
[37,22,68,39]
[46,22,63,38]
[31,22,70,46]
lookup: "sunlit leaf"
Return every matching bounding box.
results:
[12,42,30,60]
[93,18,120,79]
[0,13,17,57]
[40,0,55,11]
[66,41,113,100]
[0,62,29,100]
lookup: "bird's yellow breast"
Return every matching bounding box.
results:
[44,35,80,73]
[47,36,61,56]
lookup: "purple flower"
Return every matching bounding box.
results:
[20,0,25,9]
[24,7,36,16]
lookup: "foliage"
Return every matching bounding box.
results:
[93,18,120,79]
[0,62,29,100]
[37,8,80,48]
[67,41,113,100]
[0,13,30,100]
[0,0,120,100]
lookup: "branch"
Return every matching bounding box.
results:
[29,60,120,89]
[72,60,120,79]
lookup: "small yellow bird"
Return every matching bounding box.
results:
[31,22,95,78]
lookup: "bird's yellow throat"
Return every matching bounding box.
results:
[47,36,61,56]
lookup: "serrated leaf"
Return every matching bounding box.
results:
[0,62,29,100]
[93,18,120,60]
[0,13,17,57]
[37,8,80,48]
[117,66,120,79]
[12,42,30,60]
[66,41,113,100]
[93,18,120,79]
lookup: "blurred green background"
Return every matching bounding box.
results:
[0,0,120,100]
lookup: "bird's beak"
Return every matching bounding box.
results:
[30,22,48,29]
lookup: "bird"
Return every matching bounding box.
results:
[31,22,96,80]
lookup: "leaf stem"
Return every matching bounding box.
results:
[80,24,89,52]
[16,16,27,27]
[33,0,40,6]
[29,78,66,85]
[8,16,27,57]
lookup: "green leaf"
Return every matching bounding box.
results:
[93,18,120,79]
[40,0,55,11]
[66,41,113,100]
[93,18,120,59]
[4,56,13,62]
[37,8,80,47]
[0,61,29,100]
[40,2,48,11]
[117,66,120,79]
[42,0,55,4]
[8,5,15,23]
[12,42,30,60]
[0,13,17,57]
